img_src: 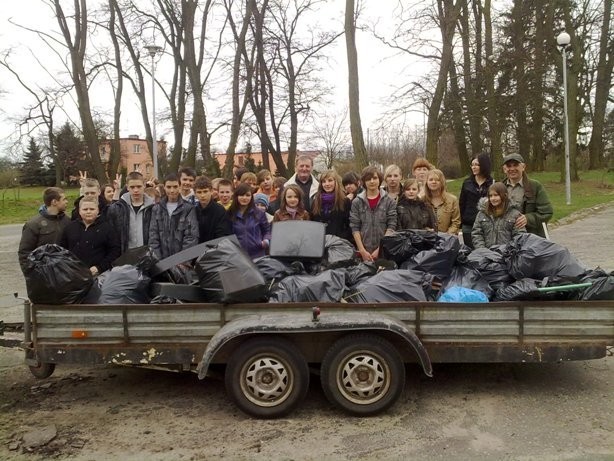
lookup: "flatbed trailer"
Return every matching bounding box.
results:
[20,299,614,418]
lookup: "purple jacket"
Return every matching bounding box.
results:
[230,207,271,259]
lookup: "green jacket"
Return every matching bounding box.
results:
[504,175,553,238]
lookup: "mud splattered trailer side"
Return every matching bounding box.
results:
[22,300,614,417]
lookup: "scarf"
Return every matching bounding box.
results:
[320,192,335,215]
[286,206,298,219]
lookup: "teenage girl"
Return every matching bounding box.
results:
[424,169,461,235]
[471,182,525,248]
[311,170,352,241]
[228,183,271,258]
[273,184,310,222]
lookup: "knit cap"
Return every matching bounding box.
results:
[254,193,269,208]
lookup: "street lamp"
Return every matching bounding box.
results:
[556,31,571,205]
[145,45,163,180]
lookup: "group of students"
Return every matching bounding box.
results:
[18,151,553,277]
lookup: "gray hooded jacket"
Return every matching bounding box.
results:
[471,198,525,249]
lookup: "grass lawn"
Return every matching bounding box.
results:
[0,169,613,225]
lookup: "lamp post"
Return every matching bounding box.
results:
[556,31,571,205]
[145,45,162,181]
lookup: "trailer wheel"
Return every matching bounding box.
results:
[321,334,405,416]
[225,337,309,418]
[28,362,56,379]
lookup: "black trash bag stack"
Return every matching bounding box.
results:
[442,265,493,300]
[112,245,158,275]
[268,269,347,303]
[196,239,267,303]
[400,232,461,280]
[346,269,434,303]
[323,235,356,268]
[85,265,151,304]
[578,268,614,300]
[465,246,514,290]
[380,230,439,265]
[506,233,587,280]
[24,244,93,304]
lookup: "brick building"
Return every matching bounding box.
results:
[99,135,167,180]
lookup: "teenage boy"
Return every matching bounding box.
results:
[148,173,199,260]
[194,176,232,243]
[60,196,121,276]
[179,166,197,205]
[217,179,233,211]
[18,187,70,274]
[71,178,109,220]
[107,171,155,253]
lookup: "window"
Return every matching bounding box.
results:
[133,163,141,172]
[133,144,141,154]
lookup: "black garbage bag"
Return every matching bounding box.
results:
[380,230,439,264]
[506,233,587,280]
[323,235,356,268]
[196,239,266,303]
[494,276,582,301]
[25,244,93,304]
[442,265,493,299]
[254,256,300,284]
[465,247,514,288]
[345,269,434,303]
[86,265,151,304]
[578,268,614,300]
[345,262,379,287]
[400,232,461,280]
[112,246,158,275]
[150,295,180,304]
[268,269,347,303]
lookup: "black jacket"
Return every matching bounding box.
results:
[311,197,353,242]
[18,207,71,274]
[106,192,155,253]
[196,200,233,243]
[59,217,121,273]
[396,196,437,230]
[459,175,494,226]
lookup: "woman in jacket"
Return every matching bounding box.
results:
[396,178,437,230]
[424,169,461,235]
[273,184,310,222]
[311,170,352,241]
[472,182,525,248]
[349,166,397,262]
[459,152,494,247]
[228,183,271,259]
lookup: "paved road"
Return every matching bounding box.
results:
[1,206,613,322]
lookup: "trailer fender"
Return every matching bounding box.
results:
[197,312,432,379]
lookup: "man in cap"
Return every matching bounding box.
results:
[502,153,553,238]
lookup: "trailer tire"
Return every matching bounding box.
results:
[28,362,56,379]
[321,334,405,416]
[225,337,309,418]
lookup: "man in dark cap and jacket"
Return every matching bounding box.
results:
[502,153,553,238]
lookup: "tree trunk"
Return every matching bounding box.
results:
[345,0,368,169]
[483,0,502,177]
[108,0,123,180]
[588,0,613,169]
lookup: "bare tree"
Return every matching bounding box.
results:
[51,0,106,181]
[310,110,350,168]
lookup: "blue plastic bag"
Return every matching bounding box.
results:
[438,286,489,303]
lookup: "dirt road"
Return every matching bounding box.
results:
[1,207,613,460]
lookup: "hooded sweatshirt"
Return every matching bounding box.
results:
[471,198,525,248]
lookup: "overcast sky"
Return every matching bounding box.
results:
[0,0,431,158]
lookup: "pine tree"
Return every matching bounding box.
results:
[20,137,45,186]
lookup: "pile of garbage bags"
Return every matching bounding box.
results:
[25,230,613,305]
